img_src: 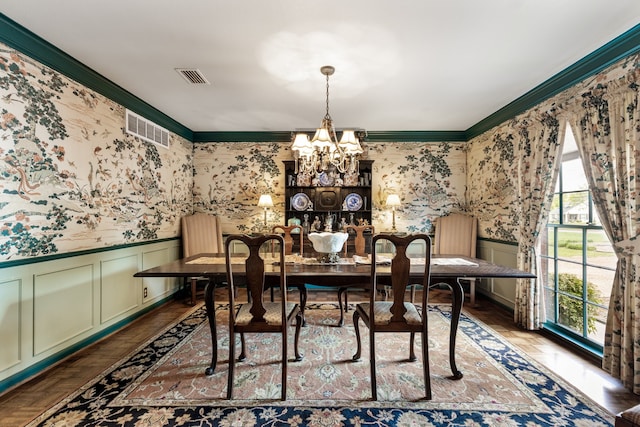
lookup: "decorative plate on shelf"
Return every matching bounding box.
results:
[318,172,334,186]
[344,193,363,211]
[291,193,311,211]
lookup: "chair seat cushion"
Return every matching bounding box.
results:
[236,302,297,325]
[359,302,422,325]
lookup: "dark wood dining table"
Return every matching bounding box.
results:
[134,253,535,379]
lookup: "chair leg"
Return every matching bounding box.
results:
[352,311,362,361]
[422,330,432,400]
[238,333,247,361]
[409,332,417,362]
[293,312,303,361]
[281,329,287,401]
[370,329,377,401]
[190,278,197,306]
[337,288,347,326]
[469,279,476,307]
[227,331,235,399]
[299,285,308,327]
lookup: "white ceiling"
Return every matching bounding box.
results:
[1,1,640,133]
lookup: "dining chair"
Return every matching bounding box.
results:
[225,234,303,400]
[339,224,375,320]
[269,224,306,303]
[181,212,224,305]
[343,224,374,256]
[352,233,432,400]
[272,224,303,255]
[433,213,478,306]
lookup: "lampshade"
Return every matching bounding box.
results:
[291,133,312,155]
[311,128,333,149]
[339,130,364,155]
[386,194,401,207]
[258,194,273,208]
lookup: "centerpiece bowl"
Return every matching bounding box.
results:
[308,232,349,263]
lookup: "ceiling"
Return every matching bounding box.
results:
[1,1,640,134]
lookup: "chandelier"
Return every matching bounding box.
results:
[291,65,364,176]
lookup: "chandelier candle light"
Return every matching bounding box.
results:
[386,194,401,232]
[291,66,364,176]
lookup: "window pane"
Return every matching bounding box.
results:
[558,293,584,335]
[562,191,589,225]
[557,229,584,261]
[591,200,603,226]
[540,258,556,288]
[587,304,607,344]
[549,194,560,224]
[585,229,614,266]
[585,265,612,305]
[562,158,589,192]
[544,287,557,323]
[563,126,578,153]
[556,263,586,335]
[539,227,554,257]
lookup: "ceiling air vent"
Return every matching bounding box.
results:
[125,109,170,149]
[175,68,210,84]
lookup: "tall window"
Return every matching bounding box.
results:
[540,124,616,352]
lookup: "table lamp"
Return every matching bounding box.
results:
[258,194,273,227]
[386,194,401,232]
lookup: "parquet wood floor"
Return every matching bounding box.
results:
[0,288,638,426]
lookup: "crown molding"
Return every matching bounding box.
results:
[2,13,639,143]
[192,130,467,143]
[192,131,292,143]
[465,23,640,140]
[365,131,467,142]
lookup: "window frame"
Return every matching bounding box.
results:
[540,127,614,357]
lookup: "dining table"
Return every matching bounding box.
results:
[134,253,535,379]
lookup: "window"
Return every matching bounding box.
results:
[540,124,616,353]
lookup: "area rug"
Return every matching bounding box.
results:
[27,303,614,426]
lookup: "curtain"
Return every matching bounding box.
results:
[567,82,640,393]
[513,112,564,329]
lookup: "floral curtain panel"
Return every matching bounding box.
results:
[512,112,564,329]
[567,81,640,394]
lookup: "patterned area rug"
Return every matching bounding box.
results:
[27,303,613,426]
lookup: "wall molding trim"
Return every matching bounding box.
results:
[0,237,180,269]
[0,294,174,395]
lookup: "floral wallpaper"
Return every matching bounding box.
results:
[2,35,639,265]
[467,128,521,243]
[0,39,468,264]
[466,53,640,247]
[192,141,467,235]
[367,142,467,232]
[0,44,193,262]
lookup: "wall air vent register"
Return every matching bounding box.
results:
[175,68,211,85]
[125,109,170,149]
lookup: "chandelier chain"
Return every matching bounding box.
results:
[324,72,331,121]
